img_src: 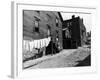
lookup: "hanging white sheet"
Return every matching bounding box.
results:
[23,37,51,52]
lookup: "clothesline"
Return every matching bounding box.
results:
[23,37,51,52]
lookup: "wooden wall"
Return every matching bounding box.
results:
[23,10,63,49]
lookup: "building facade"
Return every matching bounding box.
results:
[62,15,87,49]
[23,10,63,61]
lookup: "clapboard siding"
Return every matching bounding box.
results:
[23,10,63,49]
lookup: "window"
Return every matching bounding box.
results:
[47,24,51,36]
[67,22,72,27]
[65,28,71,38]
[67,23,69,27]
[33,16,40,33]
[34,20,39,32]
[70,22,72,26]
[36,11,40,14]
[56,18,59,27]
[34,20,39,27]
[56,30,59,39]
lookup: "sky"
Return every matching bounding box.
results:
[61,12,92,32]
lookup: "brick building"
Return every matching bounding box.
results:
[23,10,63,61]
[62,15,87,49]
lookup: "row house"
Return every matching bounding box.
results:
[62,15,87,49]
[23,10,62,61]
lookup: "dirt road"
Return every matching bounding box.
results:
[23,46,91,69]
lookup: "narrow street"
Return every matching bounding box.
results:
[23,46,91,69]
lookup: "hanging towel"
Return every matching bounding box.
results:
[24,40,29,51]
[28,41,30,51]
[47,38,49,47]
[41,39,44,48]
[48,37,51,42]
[45,37,51,47]
[44,38,46,47]
[32,40,35,49]
[39,40,41,49]
[36,40,38,49]
[42,38,45,48]
[29,41,34,51]
[40,39,42,48]
[45,38,47,47]
[34,40,37,48]
[23,40,26,51]
[45,38,48,47]
[29,42,32,51]
[37,40,40,49]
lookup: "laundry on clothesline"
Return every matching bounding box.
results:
[23,37,51,52]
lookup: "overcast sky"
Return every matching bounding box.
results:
[61,12,92,32]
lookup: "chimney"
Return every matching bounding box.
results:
[72,15,75,19]
[82,18,83,22]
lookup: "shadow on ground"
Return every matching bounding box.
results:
[75,54,91,66]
